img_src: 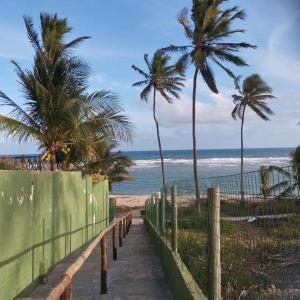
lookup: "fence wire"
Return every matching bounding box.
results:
[149,165,300,299]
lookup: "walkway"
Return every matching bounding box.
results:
[28,216,172,299]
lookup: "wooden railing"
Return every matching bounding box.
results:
[44,212,132,300]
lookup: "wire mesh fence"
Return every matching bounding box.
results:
[146,165,300,299]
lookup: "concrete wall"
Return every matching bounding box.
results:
[144,218,206,300]
[0,170,109,300]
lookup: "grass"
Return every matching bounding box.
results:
[176,205,300,299]
[220,197,300,217]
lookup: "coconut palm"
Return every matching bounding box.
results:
[0,14,133,171]
[132,51,184,194]
[161,0,256,211]
[81,142,134,191]
[267,146,300,197]
[231,74,276,201]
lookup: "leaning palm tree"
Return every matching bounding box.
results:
[231,74,276,201]
[0,14,133,171]
[132,51,184,194]
[161,0,256,211]
[267,146,300,197]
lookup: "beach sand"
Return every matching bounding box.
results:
[112,194,150,208]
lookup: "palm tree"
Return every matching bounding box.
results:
[132,51,184,195]
[231,74,276,201]
[0,14,133,171]
[161,0,256,211]
[267,146,300,197]
[81,142,134,191]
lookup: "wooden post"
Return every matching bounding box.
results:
[119,221,122,247]
[101,235,108,294]
[151,196,154,224]
[155,192,160,230]
[123,218,126,238]
[171,186,177,252]
[126,216,129,234]
[207,187,221,300]
[112,225,117,260]
[161,188,166,235]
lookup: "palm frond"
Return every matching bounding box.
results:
[23,15,41,51]
[200,61,218,93]
[178,7,193,39]
[131,65,149,79]
[0,114,41,142]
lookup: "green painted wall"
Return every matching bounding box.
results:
[0,170,109,300]
[144,218,206,300]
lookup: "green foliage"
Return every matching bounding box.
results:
[0,13,133,172]
[267,146,300,197]
[163,0,256,92]
[231,74,276,122]
[177,207,235,233]
[178,217,300,299]
[132,51,185,102]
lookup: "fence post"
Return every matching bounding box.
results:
[112,225,117,260]
[207,187,221,300]
[123,218,126,238]
[161,188,166,235]
[119,221,122,247]
[155,192,160,230]
[126,216,129,234]
[150,195,154,224]
[101,234,108,294]
[171,186,177,252]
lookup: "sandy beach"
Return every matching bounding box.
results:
[112,194,150,208]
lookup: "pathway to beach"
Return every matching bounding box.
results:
[72,215,172,299]
[28,212,172,300]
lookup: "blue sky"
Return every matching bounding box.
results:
[0,0,299,154]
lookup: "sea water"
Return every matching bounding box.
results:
[111,148,292,195]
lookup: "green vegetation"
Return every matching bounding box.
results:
[177,206,300,299]
[0,13,133,189]
[132,52,184,194]
[231,74,276,202]
[161,0,256,211]
[267,146,300,197]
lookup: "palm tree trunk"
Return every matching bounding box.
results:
[192,68,201,212]
[240,106,246,203]
[50,149,57,171]
[153,88,167,196]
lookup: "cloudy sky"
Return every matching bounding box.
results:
[0,0,299,154]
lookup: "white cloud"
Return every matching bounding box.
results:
[156,89,235,127]
[254,15,300,86]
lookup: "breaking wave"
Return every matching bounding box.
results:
[132,157,290,168]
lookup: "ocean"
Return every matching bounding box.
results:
[111,148,293,195]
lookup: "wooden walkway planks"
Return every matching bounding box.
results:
[72,217,172,299]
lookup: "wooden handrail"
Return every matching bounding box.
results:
[46,212,132,300]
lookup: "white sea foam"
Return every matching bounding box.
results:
[132,156,290,168]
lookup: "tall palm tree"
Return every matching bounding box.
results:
[267,146,300,197]
[132,51,184,195]
[231,74,276,201]
[0,14,133,171]
[161,0,256,211]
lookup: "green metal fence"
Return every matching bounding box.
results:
[147,165,300,299]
